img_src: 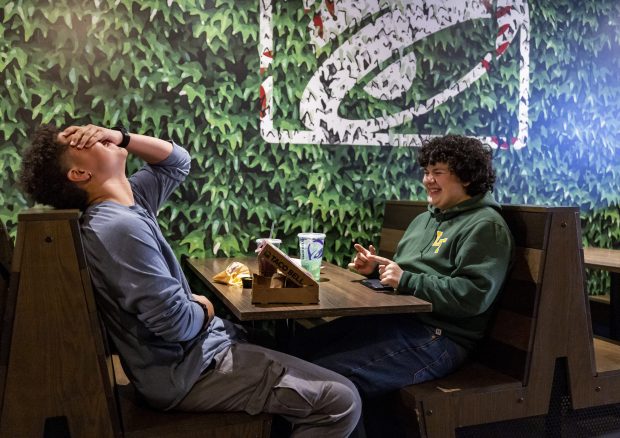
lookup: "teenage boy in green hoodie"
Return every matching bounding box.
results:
[294,134,514,437]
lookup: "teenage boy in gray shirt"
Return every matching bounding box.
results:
[19,124,361,437]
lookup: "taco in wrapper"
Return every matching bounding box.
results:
[212,262,251,287]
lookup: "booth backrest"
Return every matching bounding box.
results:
[0,218,12,315]
[0,219,14,414]
[1,209,271,438]
[1,209,119,437]
[379,200,552,383]
[0,219,10,282]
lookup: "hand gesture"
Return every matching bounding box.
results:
[348,243,378,276]
[368,255,403,289]
[59,124,123,150]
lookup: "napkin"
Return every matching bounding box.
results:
[212,262,251,287]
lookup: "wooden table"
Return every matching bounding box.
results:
[185,257,432,321]
[584,248,620,274]
[584,247,620,339]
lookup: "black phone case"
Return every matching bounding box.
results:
[361,278,394,291]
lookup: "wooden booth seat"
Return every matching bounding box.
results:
[0,209,272,438]
[0,218,11,305]
[0,218,15,411]
[384,202,556,436]
[6,205,620,438]
[0,218,12,334]
[378,201,620,437]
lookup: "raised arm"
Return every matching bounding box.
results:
[61,124,173,163]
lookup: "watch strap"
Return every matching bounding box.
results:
[192,300,211,330]
[112,126,130,148]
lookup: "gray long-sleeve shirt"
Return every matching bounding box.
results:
[81,143,233,409]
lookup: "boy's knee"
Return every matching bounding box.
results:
[322,380,362,426]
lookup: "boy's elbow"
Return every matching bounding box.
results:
[179,150,192,175]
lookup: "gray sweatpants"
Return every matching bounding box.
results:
[176,342,362,438]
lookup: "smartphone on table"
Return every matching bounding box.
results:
[361,278,395,292]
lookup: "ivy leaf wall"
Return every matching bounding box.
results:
[0,0,619,294]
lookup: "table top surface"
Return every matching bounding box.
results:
[186,257,432,321]
[584,247,620,274]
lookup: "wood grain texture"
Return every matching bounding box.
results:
[0,217,12,324]
[390,203,597,438]
[511,247,543,283]
[0,219,15,419]
[593,337,620,373]
[186,257,432,320]
[487,309,533,352]
[584,247,620,273]
[378,227,405,258]
[381,203,549,383]
[0,219,11,278]
[111,355,272,438]
[1,211,118,438]
[1,209,273,438]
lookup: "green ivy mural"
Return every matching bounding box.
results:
[1,0,619,295]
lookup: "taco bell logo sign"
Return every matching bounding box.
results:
[259,0,530,149]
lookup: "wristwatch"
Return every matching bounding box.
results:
[192,299,211,330]
[112,125,131,148]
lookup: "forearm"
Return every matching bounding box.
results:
[399,271,487,317]
[192,294,215,329]
[125,132,173,164]
[61,125,172,164]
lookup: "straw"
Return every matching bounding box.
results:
[269,222,275,239]
[310,217,314,234]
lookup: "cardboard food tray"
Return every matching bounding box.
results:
[252,242,319,304]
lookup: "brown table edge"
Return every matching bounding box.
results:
[184,257,432,321]
[185,257,248,321]
[584,247,620,274]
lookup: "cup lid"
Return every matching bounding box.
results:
[255,238,282,244]
[297,232,326,239]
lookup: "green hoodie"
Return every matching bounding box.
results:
[395,192,514,350]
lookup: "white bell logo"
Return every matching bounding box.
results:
[259,0,530,149]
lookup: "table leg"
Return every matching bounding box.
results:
[610,273,620,340]
[274,320,295,352]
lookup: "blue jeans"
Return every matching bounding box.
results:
[292,314,469,437]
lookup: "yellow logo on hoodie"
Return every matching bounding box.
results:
[432,231,448,253]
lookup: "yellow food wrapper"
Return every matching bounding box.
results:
[212,262,251,287]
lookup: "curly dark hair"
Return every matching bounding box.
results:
[418,135,496,196]
[19,125,89,210]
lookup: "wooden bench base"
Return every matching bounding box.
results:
[118,386,272,438]
[594,337,620,374]
[386,203,585,437]
[110,355,272,438]
[0,209,272,438]
[400,363,528,437]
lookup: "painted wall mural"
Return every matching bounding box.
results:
[0,0,619,295]
[260,0,530,149]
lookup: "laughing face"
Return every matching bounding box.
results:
[423,163,471,211]
[58,132,128,185]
